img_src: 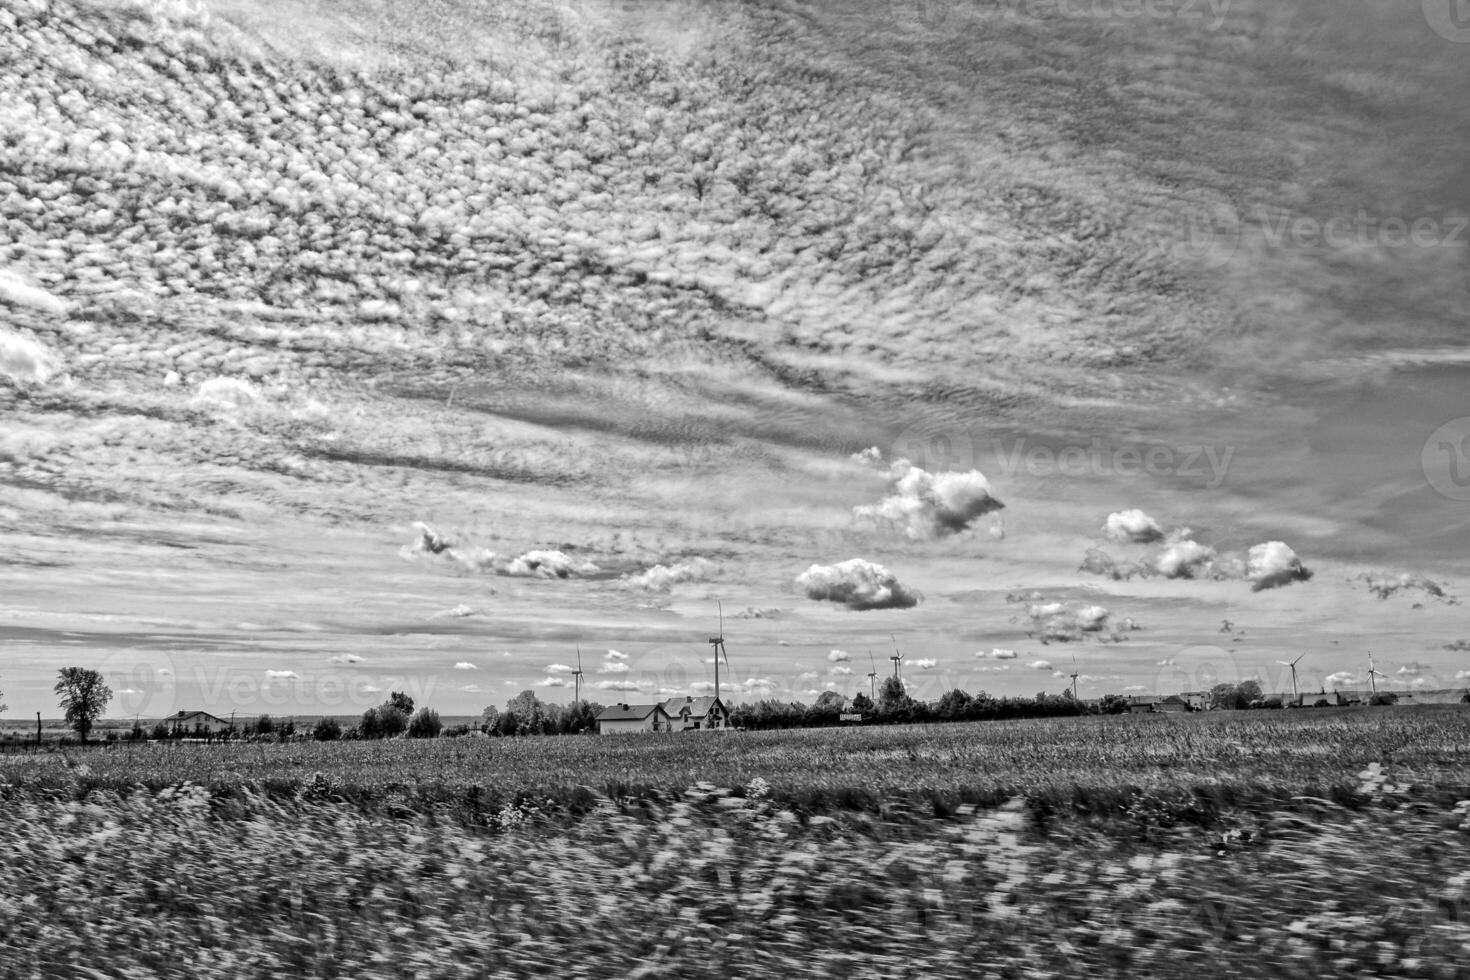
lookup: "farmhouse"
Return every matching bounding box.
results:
[167,710,230,734]
[596,703,673,735]
[660,695,732,731]
[1127,695,1161,714]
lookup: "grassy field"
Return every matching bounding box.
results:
[3,710,1470,978]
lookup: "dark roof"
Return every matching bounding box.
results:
[596,703,669,722]
[659,696,727,719]
[172,710,228,724]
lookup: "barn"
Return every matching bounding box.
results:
[596,703,673,735]
[659,696,732,731]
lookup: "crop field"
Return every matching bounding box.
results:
[3,710,1470,978]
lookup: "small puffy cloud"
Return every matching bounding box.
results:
[851,446,884,466]
[536,677,568,688]
[988,648,1018,660]
[264,669,298,680]
[829,665,853,676]
[622,557,717,591]
[1028,601,1117,642]
[1028,660,1052,670]
[742,677,777,694]
[596,679,644,692]
[1357,572,1452,602]
[1123,685,1147,693]
[1103,509,1164,544]
[598,661,629,674]
[1154,539,1217,580]
[1325,671,1358,687]
[327,654,363,664]
[827,650,851,663]
[855,459,1004,540]
[732,607,783,619]
[546,663,576,674]
[1397,662,1430,676]
[912,658,937,669]
[462,684,481,693]
[691,681,717,694]
[1247,541,1312,591]
[795,558,921,611]
[454,662,477,671]
[1157,658,1176,667]
[798,671,820,682]
[1079,549,1144,581]
[0,328,57,384]
[504,549,600,578]
[429,604,477,619]
[409,521,452,555]
[1456,670,1470,680]
[604,649,628,661]
[1052,670,1069,679]
[193,377,260,412]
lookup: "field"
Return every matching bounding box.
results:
[3,710,1470,979]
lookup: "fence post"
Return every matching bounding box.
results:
[35,711,41,748]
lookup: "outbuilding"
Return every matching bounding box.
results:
[596,703,674,735]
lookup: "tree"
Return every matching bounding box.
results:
[480,705,499,733]
[54,667,112,742]
[150,720,169,740]
[850,692,874,714]
[407,707,442,739]
[507,690,546,736]
[255,714,275,736]
[878,675,908,714]
[388,692,414,716]
[312,717,342,741]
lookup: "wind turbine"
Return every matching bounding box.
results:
[1068,655,1080,701]
[1276,652,1305,705]
[1368,654,1386,696]
[889,633,904,681]
[866,651,878,701]
[571,645,584,704]
[708,601,730,706]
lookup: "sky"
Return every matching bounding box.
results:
[1,0,1468,721]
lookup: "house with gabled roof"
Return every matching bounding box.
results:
[659,695,732,731]
[596,703,673,735]
[168,710,231,734]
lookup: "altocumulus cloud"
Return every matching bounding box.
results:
[795,558,921,611]
[264,670,298,680]
[827,650,851,663]
[454,662,477,670]
[503,549,600,579]
[0,327,57,384]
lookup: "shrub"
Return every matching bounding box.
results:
[407,707,442,739]
[312,717,342,741]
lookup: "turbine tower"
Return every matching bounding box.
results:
[889,633,903,680]
[1368,654,1386,696]
[866,651,878,701]
[1276,652,1305,705]
[1068,655,1080,701]
[708,601,729,705]
[572,645,584,704]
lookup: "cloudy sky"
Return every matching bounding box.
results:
[2,0,1468,720]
